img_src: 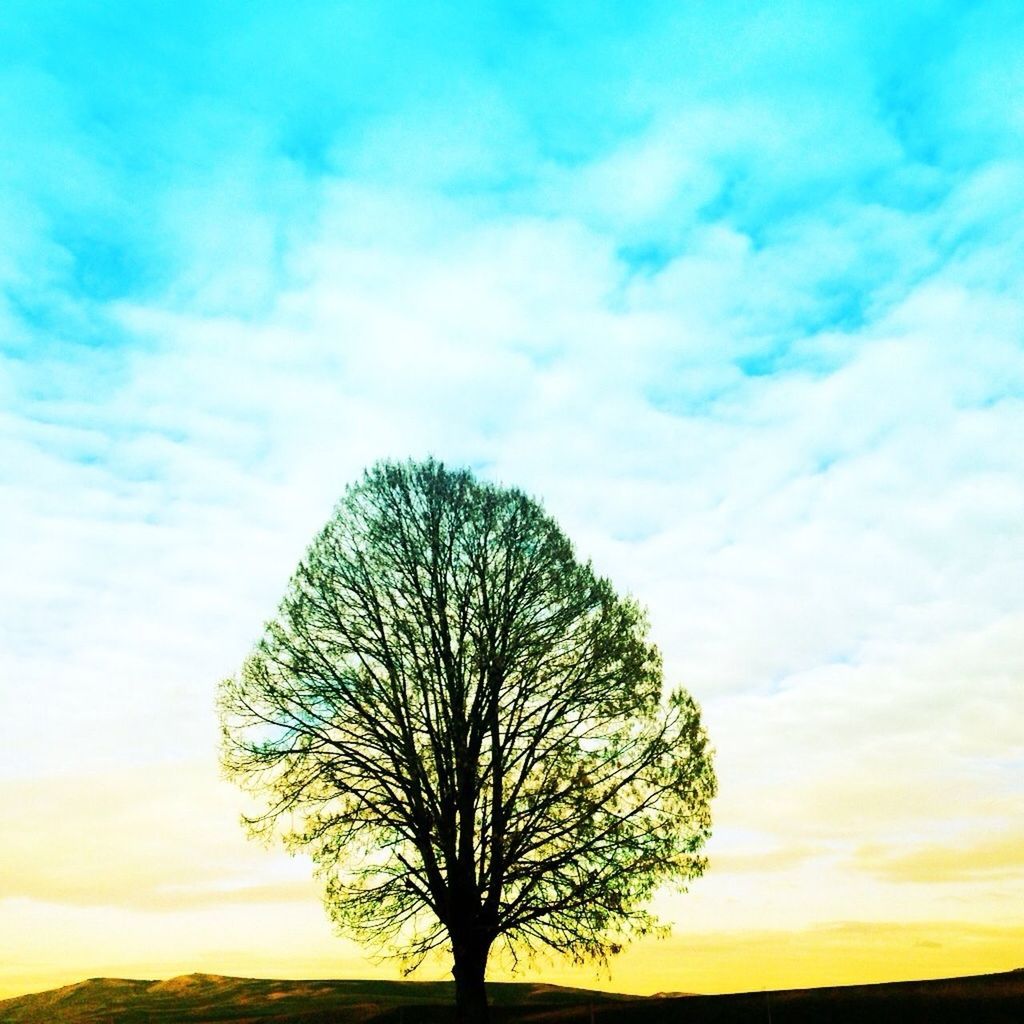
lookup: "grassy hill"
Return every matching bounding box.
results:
[1,969,1021,1023]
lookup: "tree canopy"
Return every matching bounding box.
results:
[218,459,715,1023]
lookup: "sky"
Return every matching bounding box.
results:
[1,0,1023,1001]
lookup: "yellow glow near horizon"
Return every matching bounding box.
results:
[3,905,1022,1001]
[2,759,1021,1000]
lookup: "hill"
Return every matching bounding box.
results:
[0,969,1021,1023]
[0,975,628,1024]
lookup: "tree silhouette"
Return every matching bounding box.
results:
[219,459,715,1024]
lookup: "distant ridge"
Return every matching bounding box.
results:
[1,970,1022,1023]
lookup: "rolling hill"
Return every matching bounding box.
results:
[0,969,1021,1023]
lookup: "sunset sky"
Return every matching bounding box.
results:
[2,0,1023,1001]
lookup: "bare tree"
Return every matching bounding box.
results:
[219,459,715,1024]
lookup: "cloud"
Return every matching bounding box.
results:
[858,831,1024,883]
[0,762,319,911]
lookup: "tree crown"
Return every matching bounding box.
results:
[219,458,715,972]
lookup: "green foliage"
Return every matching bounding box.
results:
[219,458,715,974]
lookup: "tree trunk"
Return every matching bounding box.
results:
[452,939,490,1024]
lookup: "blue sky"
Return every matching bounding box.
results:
[2,0,1023,997]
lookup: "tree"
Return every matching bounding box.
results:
[218,459,715,1024]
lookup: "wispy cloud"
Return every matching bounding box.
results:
[0,763,316,910]
[858,831,1024,883]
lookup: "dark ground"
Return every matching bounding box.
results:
[1,968,1021,1023]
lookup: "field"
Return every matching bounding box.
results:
[1,970,1021,1023]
